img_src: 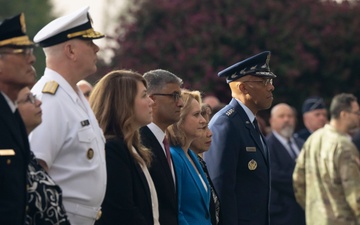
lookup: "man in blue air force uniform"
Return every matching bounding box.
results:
[204,51,276,225]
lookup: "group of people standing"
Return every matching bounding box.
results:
[2,5,360,225]
[0,6,220,225]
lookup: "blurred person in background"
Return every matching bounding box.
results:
[203,95,221,109]
[295,96,328,140]
[0,13,36,225]
[168,90,211,225]
[266,103,305,225]
[351,129,360,152]
[190,103,221,225]
[293,93,360,224]
[91,70,158,225]
[77,79,93,101]
[203,95,224,120]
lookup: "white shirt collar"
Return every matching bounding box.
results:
[147,122,166,145]
[235,98,256,123]
[272,130,290,146]
[272,130,299,153]
[1,92,17,113]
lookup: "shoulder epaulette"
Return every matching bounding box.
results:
[42,80,59,95]
[225,108,235,117]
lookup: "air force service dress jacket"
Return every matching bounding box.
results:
[203,98,271,225]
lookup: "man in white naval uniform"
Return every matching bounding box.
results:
[29,6,106,225]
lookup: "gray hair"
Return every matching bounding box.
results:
[143,69,183,94]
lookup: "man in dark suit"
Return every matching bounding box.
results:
[295,96,328,140]
[141,69,184,225]
[204,51,276,225]
[266,103,305,225]
[0,13,37,225]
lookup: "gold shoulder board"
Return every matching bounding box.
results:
[42,80,59,95]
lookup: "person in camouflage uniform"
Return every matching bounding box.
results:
[293,93,360,225]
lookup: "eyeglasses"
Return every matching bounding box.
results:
[243,78,273,86]
[17,93,37,105]
[152,92,182,102]
[0,47,34,58]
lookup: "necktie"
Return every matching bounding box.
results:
[163,136,172,168]
[287,139,298,160]
[253,118,267,157]
[253,118,262,135]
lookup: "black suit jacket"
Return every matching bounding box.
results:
[96,137,154,225]
[294,128,311,141]
[0,93,30,225]
[140,126,178,225]
[266,132,305,225]
[204,98,270,225]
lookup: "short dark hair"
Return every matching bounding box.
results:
[330,93,357,119]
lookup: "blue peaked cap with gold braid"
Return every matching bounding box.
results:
[218,51,276,83]
[0,13,34,48]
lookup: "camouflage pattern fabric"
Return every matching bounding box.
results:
[293,124,360,225]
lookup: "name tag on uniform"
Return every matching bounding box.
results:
[81,120,90,127]
[0,149,15,156]
[246,147,256,152]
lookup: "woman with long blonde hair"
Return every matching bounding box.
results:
[167,89,211,225]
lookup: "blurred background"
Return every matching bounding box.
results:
[2,0,360,131]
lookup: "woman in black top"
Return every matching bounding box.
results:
[17,87,70,225]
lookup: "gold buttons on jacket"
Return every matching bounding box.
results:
[96,210,102,220]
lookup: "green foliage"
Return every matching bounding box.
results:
[98,0,360,121]
[0,0,54,78]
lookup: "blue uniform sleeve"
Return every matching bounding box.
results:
[204,115,240,225]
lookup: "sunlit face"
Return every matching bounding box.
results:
[151,83,184,128]
[17,87,42,134]
[180,99,206,141]
[134,81,154,128]
[303,108,328,132]
[0,47,36,92]
[242,76,275,113]
[190,124,212,154]
[269,104,296,138]
[71,39,100,78]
